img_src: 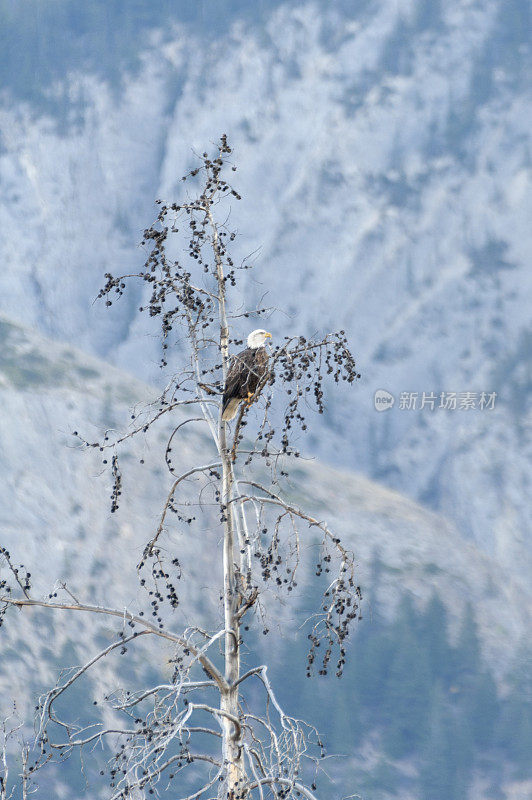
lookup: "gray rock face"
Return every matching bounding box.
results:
[0,313,529,797]
[0,317,528,692]
[0,2,529,618]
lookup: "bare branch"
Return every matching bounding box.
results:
[143,461,222,558]
[247,777,320,800]
[1,597,228,691]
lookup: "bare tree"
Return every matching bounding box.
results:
[0,136,361,799]
[0,706,32,800]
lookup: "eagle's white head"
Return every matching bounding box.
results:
[247,329,272,349]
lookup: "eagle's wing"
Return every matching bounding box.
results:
[222,348,269,421]
[222,349,250,420]
[224,350,247,397]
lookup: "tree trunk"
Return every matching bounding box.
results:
[220,420,244,797]
[212,203,246,798]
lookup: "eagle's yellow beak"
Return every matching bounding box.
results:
[265,332,272,339]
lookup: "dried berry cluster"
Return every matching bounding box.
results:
[97,134,243,373]
[138,551,182,619]
[253,524,299,596]
[307,560,363,678]
[0,547,31,629]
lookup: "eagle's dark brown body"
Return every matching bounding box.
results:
[222,346,269,421]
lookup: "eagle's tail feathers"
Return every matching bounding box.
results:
[222,397,240,421]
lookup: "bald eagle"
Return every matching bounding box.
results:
[222,329,272,421]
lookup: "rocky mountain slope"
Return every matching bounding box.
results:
[0,315,530,798]
[0,0,529,591]
[0,316,529,688]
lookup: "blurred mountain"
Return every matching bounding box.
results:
[0,2,530,794]
[0,0,530,588]
[0,315,530,798]
[0,314,529,658]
